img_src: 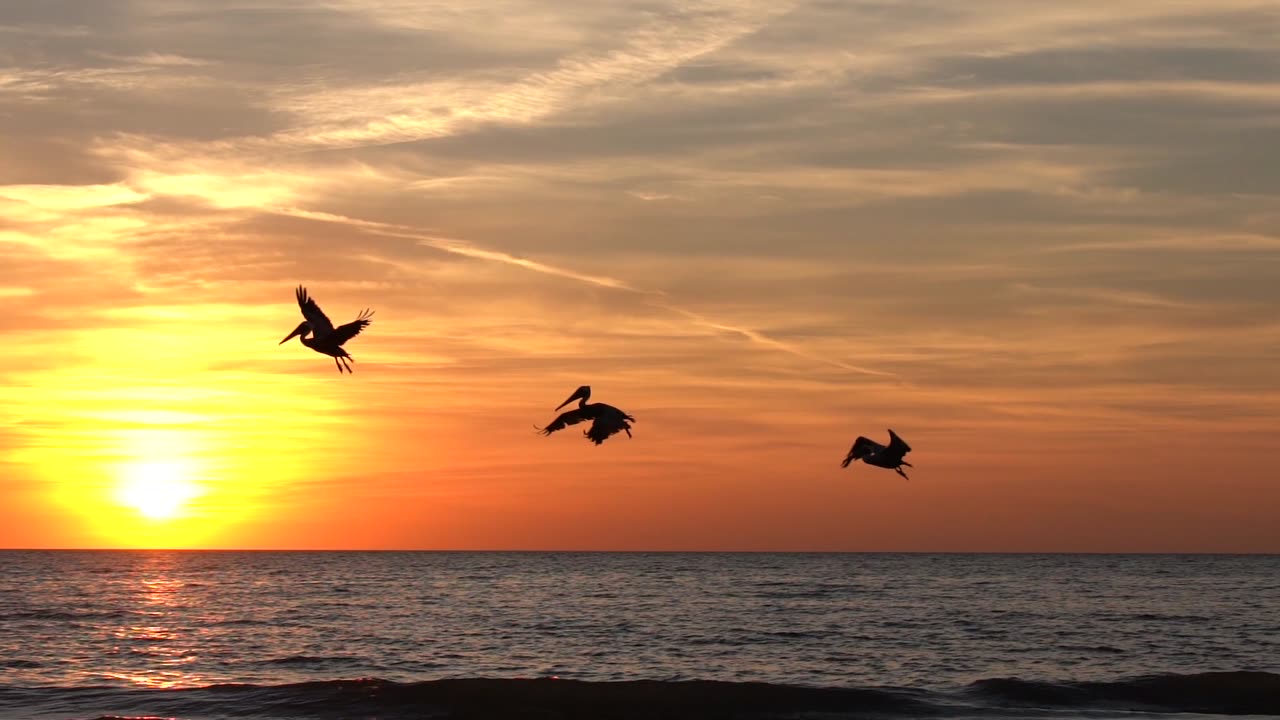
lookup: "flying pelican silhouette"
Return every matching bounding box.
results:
[279,286,374,374]
[842,429,913,479]
[539,386,635,445]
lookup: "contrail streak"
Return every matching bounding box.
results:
[280,207,897,379]
[424,238,637,292]
[284,208,637,291]
[657,305,900,378]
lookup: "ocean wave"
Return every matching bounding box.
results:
[0,609,134,621]
[206,617,276,627]
[83,712,175,717]
[966,671,1280,715]
[3,671,1276,719]
[254,654,369,668]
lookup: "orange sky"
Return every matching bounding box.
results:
[2,1,1278,551]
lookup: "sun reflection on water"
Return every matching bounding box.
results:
[101,556,208,689]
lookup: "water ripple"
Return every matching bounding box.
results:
[0,551,1275,693]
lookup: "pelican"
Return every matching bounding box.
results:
[279,285,374,374]
[539,386,635,445]
[842,429,913,479]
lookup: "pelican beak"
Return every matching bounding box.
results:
[279,322,307,345]
[555,385,591,410]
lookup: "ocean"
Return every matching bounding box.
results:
[0,551,1275,719]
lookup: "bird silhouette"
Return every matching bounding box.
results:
[279,286,374,374]
[842,429,912,479]
[539,386,635,445]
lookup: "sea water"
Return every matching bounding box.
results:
[1,551,1276,718]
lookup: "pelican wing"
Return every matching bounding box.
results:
[585,407,635,445]
[886,429,911,456]
[328,309,374,347]
[296,286,335,337]
[540,407,593,435]
[841,436,884,468]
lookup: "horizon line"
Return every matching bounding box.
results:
[3,548,1277,556]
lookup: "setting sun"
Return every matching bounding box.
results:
[115,461,202,521]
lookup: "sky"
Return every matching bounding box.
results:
[2,0,1278,551]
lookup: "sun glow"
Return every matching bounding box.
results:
[115,460,202,520]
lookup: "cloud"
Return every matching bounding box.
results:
[1042,232,1280,253]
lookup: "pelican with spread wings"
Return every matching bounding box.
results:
[539,386,635,445]
[842,429,913,479]
[279,286,374,374]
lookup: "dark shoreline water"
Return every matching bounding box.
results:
[6,549,1278,554]
[2,551,1276,719]
[5,672,1280,719]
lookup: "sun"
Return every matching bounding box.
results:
[115,460,202,520]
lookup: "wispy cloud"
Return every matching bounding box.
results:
[248,0,798,152]
[1041,232,1280,253]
